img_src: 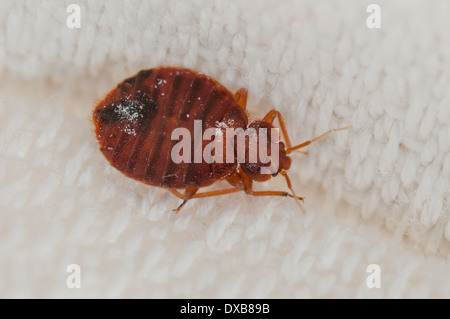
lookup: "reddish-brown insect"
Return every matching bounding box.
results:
[93,66,349,212]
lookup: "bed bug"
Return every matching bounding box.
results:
[93,67,349,212]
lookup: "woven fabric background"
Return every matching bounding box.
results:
[1,0,450,298]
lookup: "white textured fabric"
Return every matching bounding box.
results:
[1,0,450,298]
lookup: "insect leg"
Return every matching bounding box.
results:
[168,170,304,212]
[234,88,248,110]
[170,188,198,213]
[168,189,185,199]
[169,187,243,212]
[194,172,303,200]
[262,109,308,155]
[237,170,304,201]
[190,187,243,198]
[262,110,292,148]
[245,189,304,200]
[279,170,306,213]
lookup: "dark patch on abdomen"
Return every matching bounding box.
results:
[96,106,120,125]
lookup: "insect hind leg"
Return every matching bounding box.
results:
[169,187,243,213]
[169,188,198,213]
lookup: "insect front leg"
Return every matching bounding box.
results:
[262,110,308,155]
[233,170,303,201]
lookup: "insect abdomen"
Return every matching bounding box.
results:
[93,67,248,189]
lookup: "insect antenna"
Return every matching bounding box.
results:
[286,126,351,154]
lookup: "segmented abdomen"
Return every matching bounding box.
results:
[93,67,248,189]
